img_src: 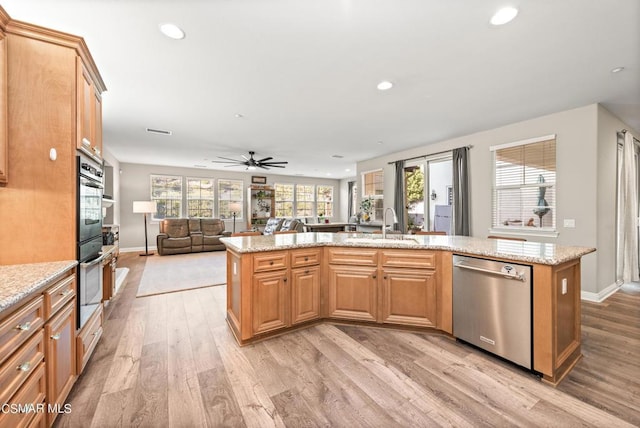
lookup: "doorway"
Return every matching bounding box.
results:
[404,156,453,233]
[616,133,640,285]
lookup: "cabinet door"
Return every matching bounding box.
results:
[45,301,76,426]
[381,268,437,327]
[291,266,320,324]
[252,270,289,335]
[76,58,93,152]
[327,265,377,322]
[0,31,6,184]
[92,89,102,158]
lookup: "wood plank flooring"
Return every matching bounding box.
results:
[55,253,640,427]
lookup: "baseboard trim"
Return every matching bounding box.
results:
[581,282,620,303]
[120,246,158,253]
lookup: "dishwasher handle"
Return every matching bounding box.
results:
[455,261,526,281]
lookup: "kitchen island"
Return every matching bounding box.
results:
[220,232,595,385]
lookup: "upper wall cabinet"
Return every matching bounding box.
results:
[76,58,103,159]
[0,9,106,264]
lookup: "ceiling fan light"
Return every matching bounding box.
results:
[159,23,185,40]
[247,165,257,171]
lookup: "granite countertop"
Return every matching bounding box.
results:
[220,232,596,266]
[101,245,117,257]
[0,260,78,315]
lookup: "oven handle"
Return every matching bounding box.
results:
[80,254,104,268]
[80,176,103,189]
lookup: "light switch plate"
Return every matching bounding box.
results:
[563,219,576,228]
[561,278,568,294]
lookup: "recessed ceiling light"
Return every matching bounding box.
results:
[345,168,351,172]
[194,164,207,168]
[159,23,185,40]
[490,7,518,25]
[377,80,393,91]
[146,128,172,135]
[326,173,332,176]
[377,141,383,145]
[611,66,625,73]
[332,154,344,158]
[235,113,244,118]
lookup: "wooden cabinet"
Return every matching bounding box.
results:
[45,301,76,426]
[102,251,116,302]
[247,186,275,230]
[76,303,103,374]
[380,250,438,327]
[0,265,77,427]
[290,248,321,325]
[0,13,7,185]
[252,271,289,335]
[0,15,106,264]
[76,58,103,159]
[327,264,378,322]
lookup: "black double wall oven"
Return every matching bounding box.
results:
[77,152,104,329]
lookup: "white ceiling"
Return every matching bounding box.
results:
[3,0,639,179]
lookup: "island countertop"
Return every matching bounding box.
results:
[0,260,78,315]
[220,232,595,266]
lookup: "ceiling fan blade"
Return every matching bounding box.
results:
[216,156,245,162]
[210,160,245,164]
[258,165,270,170]
[268,164,286,168]
[257,156,273,163]
[262,161,288,165]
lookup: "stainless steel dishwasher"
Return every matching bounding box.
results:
[453,255,532,369]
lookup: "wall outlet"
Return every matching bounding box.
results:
[561,278,568,294]
[563,219,576,228]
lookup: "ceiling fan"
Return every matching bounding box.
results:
[211,151,288,170]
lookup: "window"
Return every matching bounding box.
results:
[274,183,294,217]
[186,177,215,218]
[316,185,334,217]
[362,169,384,221]
[491,135,556,232]
[296,184,315,217]
[150,174,182,220]
[218,179,244,220]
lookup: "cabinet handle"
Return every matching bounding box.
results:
[93,331,99,336]
[270,261,274,265]
[372,274,377,279]
[283,277,287,282]
[304,257,309,261]
[15,322,31,332]
[60,289,73,297]
[16,362,31,372]
[384,275,387,279]
[51,333,61,340]
[305,270,309,274]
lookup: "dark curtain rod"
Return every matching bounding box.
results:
[387,145,473,165]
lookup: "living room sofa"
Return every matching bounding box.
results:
[157,218,231,255]
[262,218,304,235]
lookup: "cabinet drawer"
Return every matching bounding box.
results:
[381,250,436,269]
[0,362,46,428]
[290,248,322,268]
[0,330,44,406]
[77,303,103,374]
[327,247,378,266]
[253,251,288,272]
[0,297,45,366]
[43,274,76,319]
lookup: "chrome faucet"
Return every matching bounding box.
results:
[383,207,398,239]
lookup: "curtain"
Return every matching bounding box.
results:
[394,160,406,232]
[453,147,470,236]
[620,132,639,283]
[347,181,355,219]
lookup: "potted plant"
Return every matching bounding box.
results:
[359,197,373,222]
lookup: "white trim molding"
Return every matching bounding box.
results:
[120,245,158,253]
[581,282,621,303]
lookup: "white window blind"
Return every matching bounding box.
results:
[186,177,215,218]
[150,174,182,220]
[274,183,294,217]
[492,136,556,232]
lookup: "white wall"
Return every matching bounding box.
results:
[355,103,633,294]
[118,163,342,250]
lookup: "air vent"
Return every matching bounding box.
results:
[193,164,207,168]
[146,128,172,135]
[331,154,344,158]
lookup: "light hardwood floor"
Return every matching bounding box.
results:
[55,252,640,427]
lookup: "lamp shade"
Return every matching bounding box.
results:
[229,202,242,213]
[133,201,157,214]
